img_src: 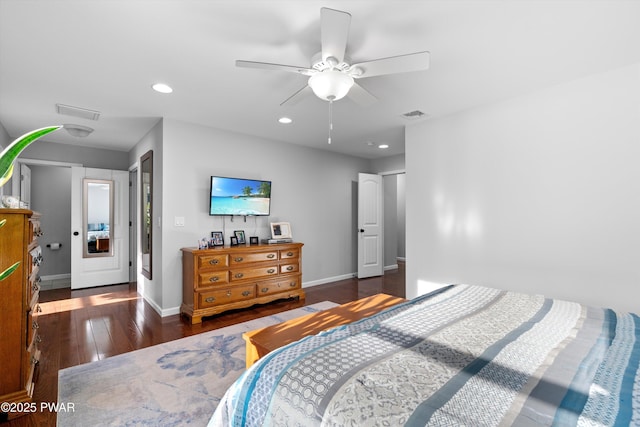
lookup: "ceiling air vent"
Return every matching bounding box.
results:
[401,110,427,120]
[55,103,101,121]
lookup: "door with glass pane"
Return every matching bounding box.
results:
[71,167,129,289]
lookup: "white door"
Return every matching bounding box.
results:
[71,167,129,289]
[358,173,383,278]
[20,164,31,208]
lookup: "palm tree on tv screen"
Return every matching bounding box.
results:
[259,182,271,197]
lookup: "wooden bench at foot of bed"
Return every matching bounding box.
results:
[242,293,407,368]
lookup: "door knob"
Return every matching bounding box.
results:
[359,229,365,233]
[73,231,79,236]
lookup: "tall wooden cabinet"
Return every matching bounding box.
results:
[181,242,304,324]
[0,209,42,420]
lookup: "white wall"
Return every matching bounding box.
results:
[406,63,640,313]
[158,118,370,314]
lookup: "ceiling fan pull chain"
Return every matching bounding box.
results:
[328,99,333,144]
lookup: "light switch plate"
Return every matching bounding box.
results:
[174,216,185,227]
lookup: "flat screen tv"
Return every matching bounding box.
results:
[209,176,271,216]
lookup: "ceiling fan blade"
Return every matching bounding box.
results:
[236,60,315,76]
[347,82,377,107]
[351,51,430,79]
[320,7,351,63]
[280,85,312,106]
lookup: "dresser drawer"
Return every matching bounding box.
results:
[257,276,301,296]
[197,271,230,288]
[198,285,256,308]
[26,309,40,352]
[230,251,278,264]
[27,305,42,354]
[29,217,42,245]
[197,254,229,269]
[230,265,278,281]
[280,263,299,274]
[28,275,41,306]
[280,249,299,260]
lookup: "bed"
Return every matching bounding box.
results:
[210,284,640,426]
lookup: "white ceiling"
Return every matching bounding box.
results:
[1,0,639,159]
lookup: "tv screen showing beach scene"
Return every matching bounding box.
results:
[209,176,271,216]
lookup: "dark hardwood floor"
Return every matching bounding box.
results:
[4,263,404,426]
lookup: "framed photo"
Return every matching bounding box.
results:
[234,230,246,244]
[249,236,259,245]
[210,231,224,247]
[270,222,292,239]
[230,236,238,246]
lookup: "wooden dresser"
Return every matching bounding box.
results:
[181,242,304,324]
[0,209,42,420]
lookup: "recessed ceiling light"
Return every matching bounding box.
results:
[278,117,293,124]
[152,83,173,93]
[378,144,389,149]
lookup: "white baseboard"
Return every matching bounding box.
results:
[40,273,71,281]
[143,294,163,316]
[303,273,355,288]
[144,294,180,317]
[161,306,181,316]
[40,273,71,290]
[302,266,400,288]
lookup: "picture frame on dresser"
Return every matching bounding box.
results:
[210,231,224,246]
[234,230,246,244]
[270,222,292,239]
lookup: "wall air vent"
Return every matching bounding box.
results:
[401,110,428,120]
[55,103,101,121]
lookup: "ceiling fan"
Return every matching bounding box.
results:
[236,7,430,107]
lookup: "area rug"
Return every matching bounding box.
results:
[57,301,338,426]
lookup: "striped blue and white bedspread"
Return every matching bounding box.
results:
[210,285,640,426]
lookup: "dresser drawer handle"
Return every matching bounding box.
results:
[234,257,244,262]
[286,266,294,271]
[36,335,42,343]
[36,305,42,313]
[209,276,219,282]
[209,259,219,265]
[242,290,251,297]
[289,282,296,287]
[226,290,232,297]
[234,273,244,279]
[286,252,294,257]
[267,268,276,274]
[32,321,39,330]
[267,254,275,259]
[205,297,215,303]
[261,287,269,293]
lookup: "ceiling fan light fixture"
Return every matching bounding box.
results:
[308,70,354,102]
